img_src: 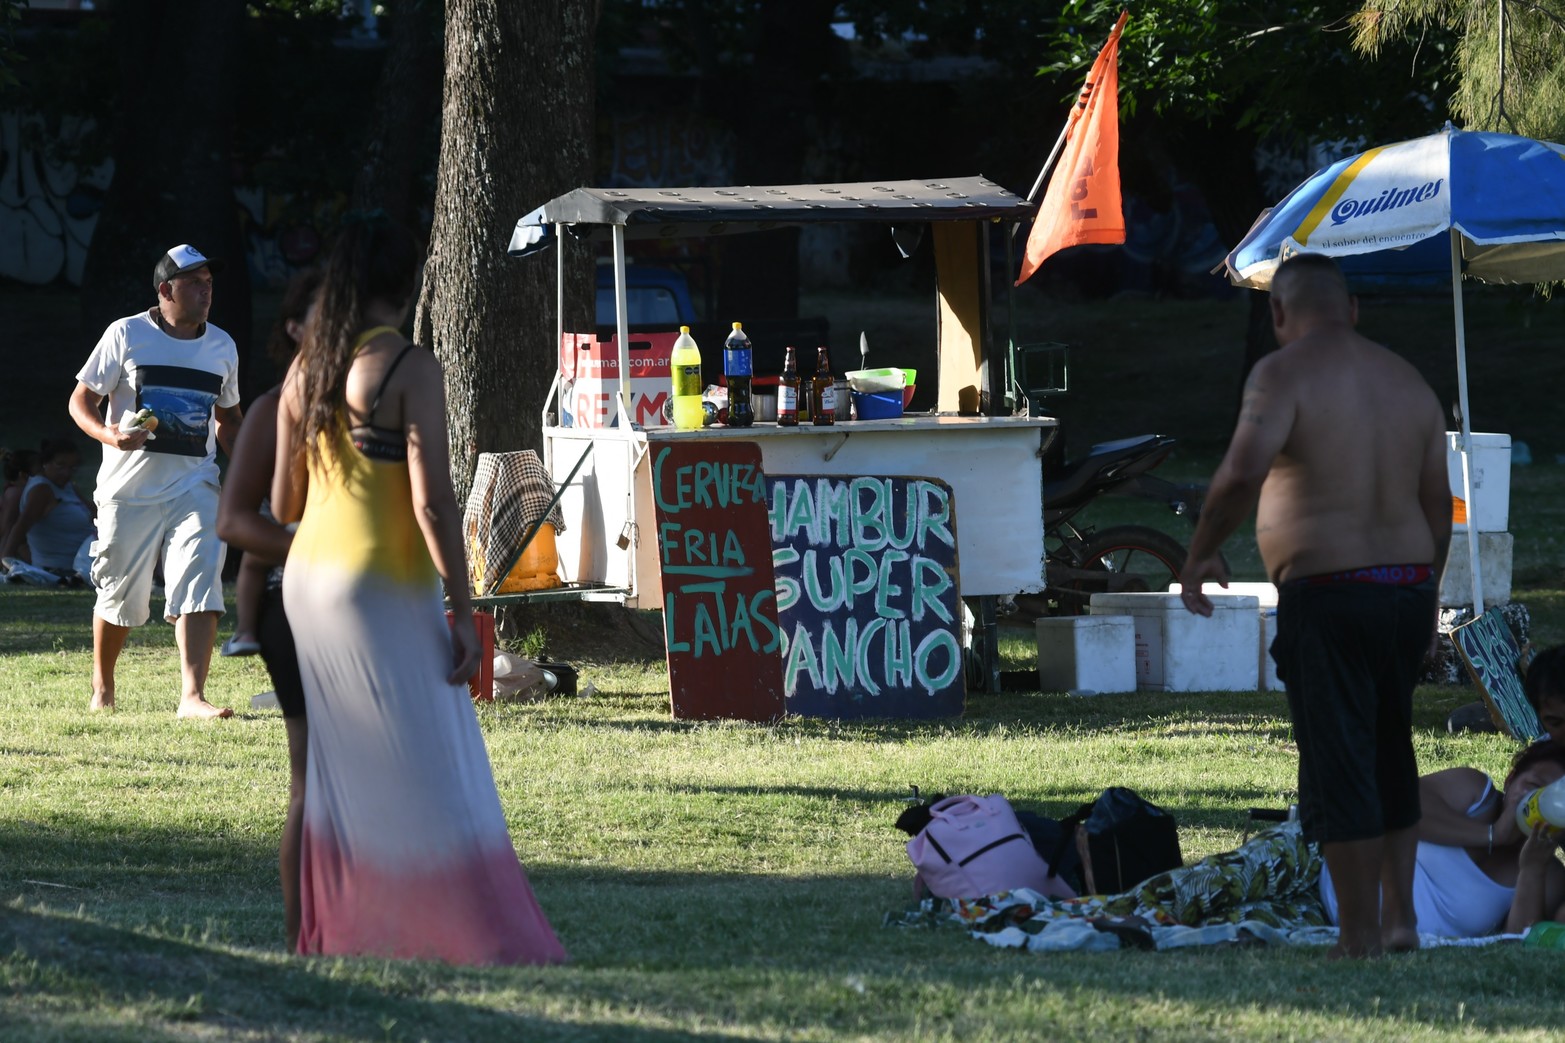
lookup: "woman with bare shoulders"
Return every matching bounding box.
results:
[216,266,320,952]
[271,217,565,965]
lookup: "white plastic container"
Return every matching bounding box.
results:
[1035,615,1137,695]
[1169,582,1282,692]
[1440,530,1513,608]
[1089,592,1260,692]
[1447,431,1511,533]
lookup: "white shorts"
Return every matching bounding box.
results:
[92,482,227,626]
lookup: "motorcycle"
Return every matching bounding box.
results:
[1007,433,1217,619]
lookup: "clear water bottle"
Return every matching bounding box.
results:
[1515,774,1565,839]
[723,322,754,428]
[670,325,703,431]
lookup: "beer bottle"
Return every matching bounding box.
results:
[811,344,835,426]
[778,345,800,426]
[669,325,704,431]
[723,322,755,428]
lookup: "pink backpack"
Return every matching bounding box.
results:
[907,794,1077,900]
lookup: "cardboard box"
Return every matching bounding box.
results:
[558,331,677,429]
[1089,592,1260,692]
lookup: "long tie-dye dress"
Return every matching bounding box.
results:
[284,419,566,965]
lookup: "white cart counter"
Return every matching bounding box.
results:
[544,414,1055,607]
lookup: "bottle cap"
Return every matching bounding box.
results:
[680,325,690,333]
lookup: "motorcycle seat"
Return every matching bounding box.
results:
[1043,434,1167,509]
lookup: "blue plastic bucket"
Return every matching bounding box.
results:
[851,390,904,420]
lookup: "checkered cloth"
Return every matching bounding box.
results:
[463,451,566,595]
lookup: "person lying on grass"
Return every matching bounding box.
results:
[952,741,1565,956]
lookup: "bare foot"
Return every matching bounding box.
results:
[90,691,115,712]
[1382,926,1420,953]
[177,696,234,719]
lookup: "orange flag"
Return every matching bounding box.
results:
[1016,11,1128,286]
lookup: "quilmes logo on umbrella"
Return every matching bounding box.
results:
[1329,179,1444,226]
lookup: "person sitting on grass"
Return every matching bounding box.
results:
[1,446,41,560]
[0,438,96,584]
[952,741,1565,955]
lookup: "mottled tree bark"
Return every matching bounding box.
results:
[416,0,599,502]
[79,0,249,381]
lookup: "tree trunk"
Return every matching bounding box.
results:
[79,0,249,386]
[349,0,444,225]
[416,0,599,502]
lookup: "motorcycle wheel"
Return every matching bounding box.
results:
[1055,525,1193,615]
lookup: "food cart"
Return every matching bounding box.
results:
[505,177,1055,717]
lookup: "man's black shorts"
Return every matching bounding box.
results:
[257,585,306,719]
[1271,572,1436,845]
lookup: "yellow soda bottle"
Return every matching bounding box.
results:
[1515,774,1565,840]
[670,325,704,430]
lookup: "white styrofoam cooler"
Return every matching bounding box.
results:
[1440,531,1513,608]
[1035,615,1137,695]
[1169,582,1283,692]
[1447,431,1511,533]
[1089,592,1260,692]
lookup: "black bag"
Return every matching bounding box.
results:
[1048,787,1183,894]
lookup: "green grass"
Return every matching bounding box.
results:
[4,588,1565,1041]
[6,281,1565,1038]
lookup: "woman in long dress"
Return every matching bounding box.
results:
[272,218,566,965]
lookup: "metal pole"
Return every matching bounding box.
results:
[612,225,632,427]
[1451,227,1484,613]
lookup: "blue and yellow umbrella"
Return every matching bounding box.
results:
[1225,123,1565,611]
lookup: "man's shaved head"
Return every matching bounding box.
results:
[1271,253,1352,318]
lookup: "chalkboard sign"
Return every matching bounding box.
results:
[651,441,786,721]
[766,475,965,718]
[1450,611,1546,741]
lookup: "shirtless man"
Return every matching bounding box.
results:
[1179,253,1451,959]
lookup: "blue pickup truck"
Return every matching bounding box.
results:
[594,264,698,327]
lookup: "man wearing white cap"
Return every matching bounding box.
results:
[67,244,245,718]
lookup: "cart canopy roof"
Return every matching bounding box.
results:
[508,176,1033,256]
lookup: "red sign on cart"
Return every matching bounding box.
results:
[651,440,785,721]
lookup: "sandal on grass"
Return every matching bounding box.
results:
[222,636,262,657]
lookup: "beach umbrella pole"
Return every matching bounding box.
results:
[1450,228,1485,614]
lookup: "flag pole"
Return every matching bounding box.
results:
[1024,123,1073,207]
[1015,11,1130,225]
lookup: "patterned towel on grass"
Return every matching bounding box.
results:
[890,822,1521,952]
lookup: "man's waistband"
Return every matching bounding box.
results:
[1285,563,1434,588]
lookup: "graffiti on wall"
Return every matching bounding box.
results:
[235,182,341,289]
[0,112,112,286]
[9,106,732,288]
